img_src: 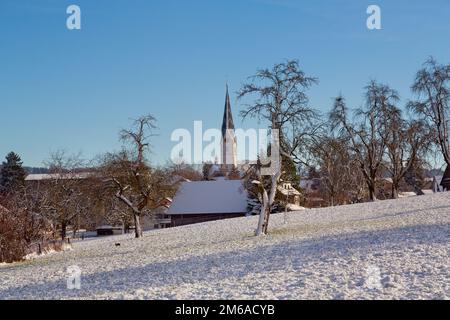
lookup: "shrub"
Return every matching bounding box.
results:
[0,207,27,263]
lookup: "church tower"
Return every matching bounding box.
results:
[221,85,237,167]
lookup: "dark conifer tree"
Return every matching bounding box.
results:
[0,152,27,193]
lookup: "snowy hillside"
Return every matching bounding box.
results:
[1,193,449,299]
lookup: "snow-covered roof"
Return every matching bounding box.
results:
[25,172,93,181]
[277,184,301,196]
[286,203,306,211]
[166,175,191,186]
[168,180,247,215]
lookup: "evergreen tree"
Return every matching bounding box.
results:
[0,152,27,193]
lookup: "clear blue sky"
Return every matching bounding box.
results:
[1,0,450,167]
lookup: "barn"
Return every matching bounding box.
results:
[167,179,248,227]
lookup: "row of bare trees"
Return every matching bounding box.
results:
[240,57,450,235]
[1,115,177,262]
[328,81,431,201]
[0,151,104,262]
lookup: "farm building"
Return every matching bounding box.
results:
[167,179,248,227]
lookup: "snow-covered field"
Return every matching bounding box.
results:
[1,193,449,299]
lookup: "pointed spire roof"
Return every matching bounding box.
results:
[221,84,235,138]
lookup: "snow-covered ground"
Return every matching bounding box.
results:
[1,193,449,299]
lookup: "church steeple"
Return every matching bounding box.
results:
[221,84,235,137]
[221,84,237,167]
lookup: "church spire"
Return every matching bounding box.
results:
[221,84,235,137]
[221,84,237,167]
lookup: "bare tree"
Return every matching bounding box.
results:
[408,57,450,173]
[101,196,133,233]
[168,161,203,181]
[238,60,319,235]
[383,107,431,198]
[310,133,362,206]
[42,151,88,240]
[101,115,171,238]
[330,81,398,201]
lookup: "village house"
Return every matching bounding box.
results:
[277,182,303,210]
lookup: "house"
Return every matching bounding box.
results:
[141,197,173,230]
[277,182,302,209]
[167,180,248,227]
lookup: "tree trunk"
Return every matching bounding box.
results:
[262,205,271,234]
[61,222,67,240]
[255,190,268,236]
[134,214,143,238]
[262,173,280,234]
[391,182,399,199]
[368,182,377,201]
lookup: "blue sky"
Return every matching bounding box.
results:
[1,0,450,167]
